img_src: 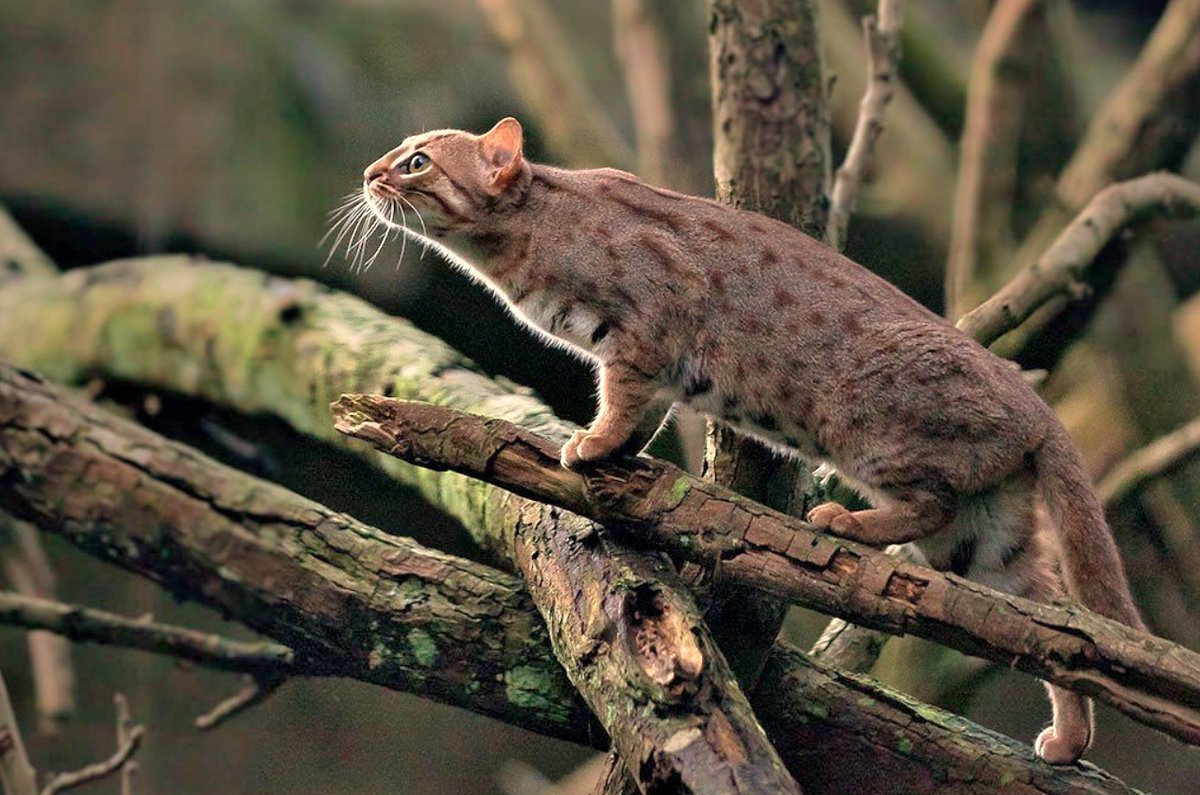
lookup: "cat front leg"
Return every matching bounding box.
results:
[561,360,667,469]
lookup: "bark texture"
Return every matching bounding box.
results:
[331,397,1200,748]
[0,365,1142,793]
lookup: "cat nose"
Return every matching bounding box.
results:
[363,158,391,183]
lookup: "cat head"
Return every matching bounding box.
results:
[362,118,530,236]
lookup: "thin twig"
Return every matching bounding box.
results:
[828,0,903,251]
[193,674,285,731]
[957,172,1200,346]
[114,694,136,795]
[0,592,295,674]
[1098,416,1200,506]
[0,670,38,795]
[40,725,144,795]
[0,520,76,733]
[945,0,1046,320]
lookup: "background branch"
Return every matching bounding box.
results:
[828,0,903,250]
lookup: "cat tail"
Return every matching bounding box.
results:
[1033,426,1146,631]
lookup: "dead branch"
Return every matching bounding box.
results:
[1012,0,1200,274]
[331,395,1200,749]
[0,365,798,795]
[0,670,38,795]
[193,674,285,730]
[828,0,903,251]
[113,694,135,795]
[1098,416,1200,506]
[957,172,1200,346]
[40,718,145,795]
[474,0,632,168]
[0,520,75,733]
[0,363,1140,792]
[0,592,295,674]
[945,0,1046,321]
[818,0,955,244]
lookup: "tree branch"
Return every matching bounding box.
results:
[612,0,681,189]
[473,0,632,168]
[1010,0,1200,279]
[956,172,1200,347]
[945,0,1046,321]
[828,0,903,251]
[0,592,294,674]
[0,670,38,795]
[1098,415,1200,506]
[331,395,1200,748]
[40,717,145,795]
[0,357,1138,793]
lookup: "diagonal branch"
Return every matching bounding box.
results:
[0,364,1140,793]
[827,0,903,251]
[956,172,1200,347]
[944,0,1046,321]
[331,395,1200,749]
[1098,415,1200,506]
[0,592,294,674]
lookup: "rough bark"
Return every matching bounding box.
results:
[0,273,798,795]
[0,365,1140,793]
[0,365,596,743]
[705,0,830,690]
[331,396,1200,748]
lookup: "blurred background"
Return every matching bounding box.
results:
[2,0,1199,792]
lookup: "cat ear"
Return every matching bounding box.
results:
[480,117,525,193]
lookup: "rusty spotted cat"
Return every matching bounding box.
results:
[356,117,1145,765]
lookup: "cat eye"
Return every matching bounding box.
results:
[400,152,431,175]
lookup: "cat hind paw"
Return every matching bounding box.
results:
[1034,726,1087,765]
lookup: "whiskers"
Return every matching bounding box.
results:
[319,186,431,275]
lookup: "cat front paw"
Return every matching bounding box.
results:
[1034,725,1087,765]
[806,502,864,538]
[561,430,616,469]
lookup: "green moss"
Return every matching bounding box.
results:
[406,628,439,668]
[505,665,571,724]
[666,475,691,508]
[895,735,913,755]
[1000,771,1016,786]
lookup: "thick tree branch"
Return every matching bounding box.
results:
[945,0,1045,321]
[828,0,903,251]
[0,364,797,795]
[0,326,1138,792]
[957,172,1200,347]
[331,396,1200,748]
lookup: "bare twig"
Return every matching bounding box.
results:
[113,694,136,795]
[40,720,145,795]
[957,172,1200,346]
[1012,0,1200,273]
[945,0,1046,320]
[332,395,1200,748]
[193,674,285,730]
[0,670,38,795]
[1,520,75,733]
[1098,416,1200,506]
[828,0,903,251]
[0,592,295,674]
